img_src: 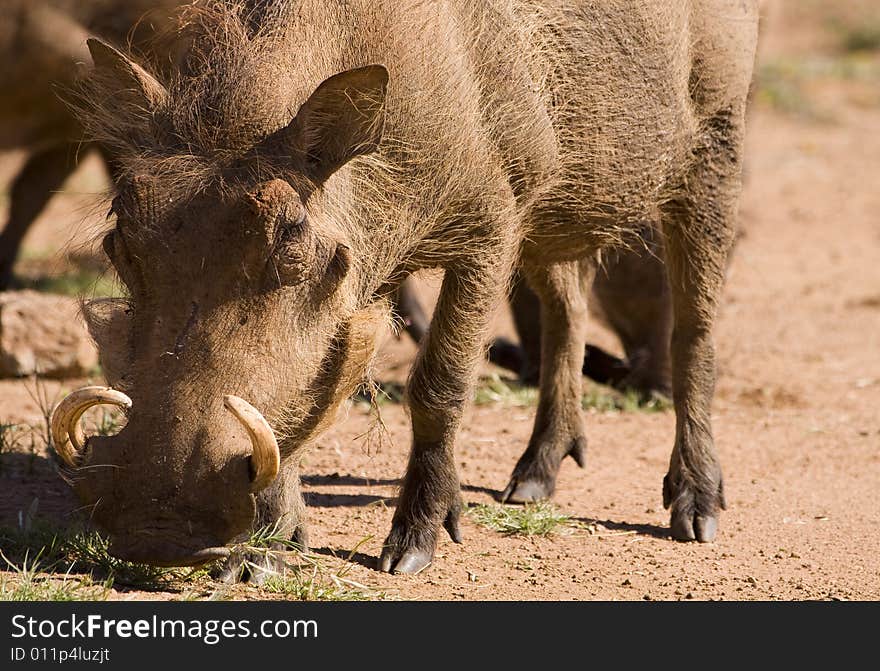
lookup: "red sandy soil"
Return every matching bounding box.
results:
[0,0,878,600]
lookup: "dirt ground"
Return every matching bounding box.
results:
[0,1,878,601]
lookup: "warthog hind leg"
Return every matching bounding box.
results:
[660,109,743,542]
[591,225,673,399]
[502,260,591,503]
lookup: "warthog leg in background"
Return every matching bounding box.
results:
[591,226,673,397]
[501,260,593,503]
[391,265,673,396]
[0,144,78,290]
[393,275,430,344]
[503,271,544,384]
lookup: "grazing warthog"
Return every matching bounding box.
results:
[394,221,673,397]
[0,0,182,290]
[52,0,759,575]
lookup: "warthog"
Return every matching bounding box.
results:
[394,221,673,397]
[0,0,183,290]
[52,0,759,575]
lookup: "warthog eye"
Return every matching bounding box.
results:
[101,224,145,297]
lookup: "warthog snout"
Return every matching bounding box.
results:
[50,388,282,566]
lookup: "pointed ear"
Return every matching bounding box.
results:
[270,65,389,185]
[87,38,167,110]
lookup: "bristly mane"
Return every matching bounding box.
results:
[69,1,309,198]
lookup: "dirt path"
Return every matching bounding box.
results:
[0,1,878,600]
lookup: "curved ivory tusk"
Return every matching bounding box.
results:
[223,395,280,493]
[50,386,132,468]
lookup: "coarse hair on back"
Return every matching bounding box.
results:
[68,0,314,202]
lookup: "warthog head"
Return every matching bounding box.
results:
[52,32,390,566]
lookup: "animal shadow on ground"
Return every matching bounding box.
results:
[301,474,400,488]
[301,474,398,508]
[301,473,502,506]
[303,492,395,508]
[0,452,78,529]
[463,483,506,500]
[310,546,379,571]
[574,517,672,540]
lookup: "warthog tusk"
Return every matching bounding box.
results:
[223,395,280,493]
[50,386,132,468]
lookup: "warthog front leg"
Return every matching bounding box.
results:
[380,252,515,574]
[660,109,743,542]
[220,459,307,584]
[0,144,77,290]
[502,261,591,503]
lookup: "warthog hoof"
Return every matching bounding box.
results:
[379,507,462,575]
[501,435,587,504]
[500,477,553,504]
[663,472,725,543]
[378,546,434,575]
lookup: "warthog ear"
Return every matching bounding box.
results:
[87,38,167,110]
[270,65,389,185]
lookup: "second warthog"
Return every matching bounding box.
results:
[53,0,759,575]
[0,0,184,290]
[394,221,673,398]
